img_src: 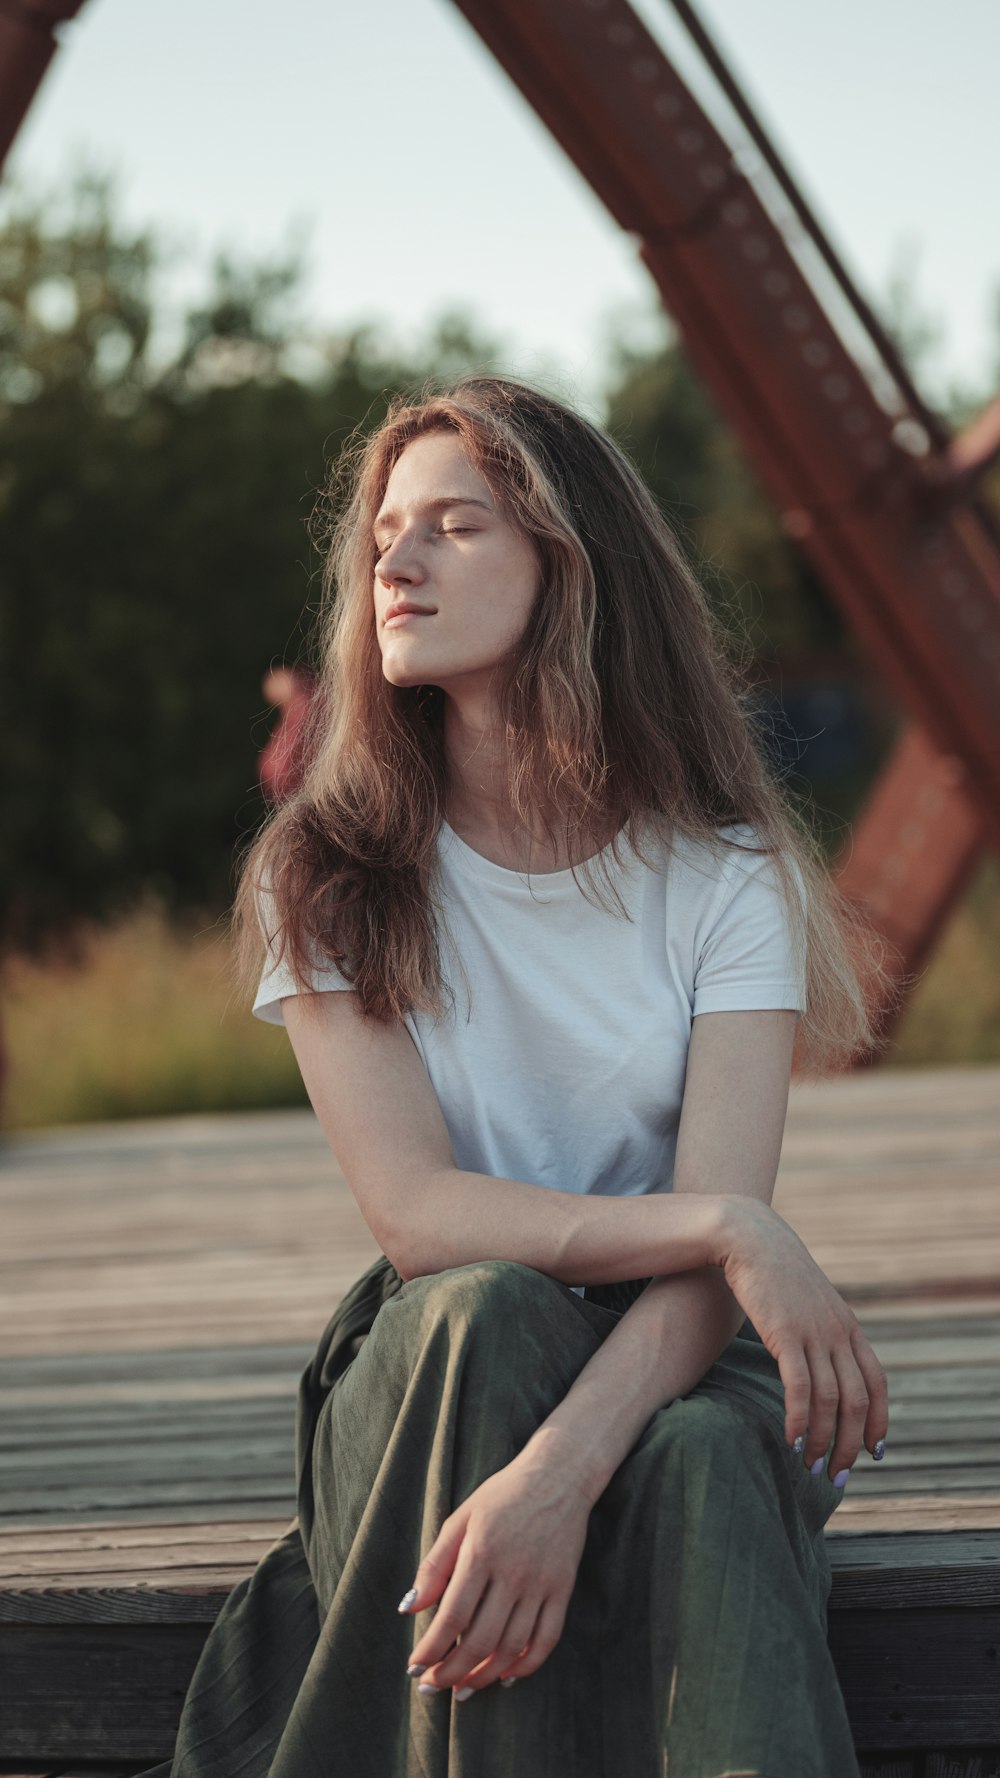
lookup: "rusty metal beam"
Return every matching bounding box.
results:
[827,730,985,1070]
[448,0,1000,830]
[449,0,1000,1063]
[0,0,85,172]
[666,0,950,459]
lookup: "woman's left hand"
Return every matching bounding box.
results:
[397,1445,594,1699]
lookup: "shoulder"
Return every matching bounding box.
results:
[653,819,759,896]
[652,821,807,944]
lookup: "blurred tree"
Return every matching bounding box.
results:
[0,165,506,956]
[601,319,843,661]
[1,161,995,955]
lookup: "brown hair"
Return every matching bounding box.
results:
[232,372,901,1075]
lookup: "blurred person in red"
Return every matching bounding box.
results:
[258,664,317,803]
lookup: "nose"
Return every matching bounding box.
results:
[376,531,426,589]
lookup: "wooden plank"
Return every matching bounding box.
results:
[0,1623,206,1762]
[0,1344,310,1383]
[2,1498,287,1530]
[2,1603,996,1760]
[924,1755,1000,1777]
[857,1760,918,1778]
[1,1475,296,1519]
[0,1519,290,1556]
[2,1529,996,1623]
[0,1079,997,1763]
[828,1496,1000,1534]
[829,1606,1000,1746]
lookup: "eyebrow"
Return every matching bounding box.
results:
[372,495,494,533]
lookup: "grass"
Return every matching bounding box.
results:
[2,853,999,1131]
[1,892,308,1130]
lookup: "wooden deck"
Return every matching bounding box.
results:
[1,1062,999,1773]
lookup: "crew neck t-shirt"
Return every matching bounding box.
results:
[252,819,807,1295]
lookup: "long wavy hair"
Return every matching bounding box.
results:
[232,372,901,1075]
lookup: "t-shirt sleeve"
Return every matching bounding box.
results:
[251,877,352,1026]
[692,842,807,1017]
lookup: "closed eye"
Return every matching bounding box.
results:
[372,526,475,562]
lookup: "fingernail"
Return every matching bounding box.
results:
[872,1438,886,1461]
[397,1587,418,1613]
[500,1677,518,1688]
[454,1686,474,1701]
[791,1434,805,1454]
[406,1663,427,1677]
[809,1456,826,1476]
[832,1467,851,1488]
[417,1682,441,1695]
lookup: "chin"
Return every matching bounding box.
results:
[381,661,427,689]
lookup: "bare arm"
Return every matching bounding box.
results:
[513,1007,799,1505]
[280,990,728,1287]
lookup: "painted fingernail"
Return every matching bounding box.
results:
[417,1682,441,1695]
[832,1468,851,1488]
[809,1456,826,1476]
[500,1677,518,1688]
[397,1587,418,1613]
[406,1664,427,1677]
[454,1686,475,1701]
[872,1438,886,1461]
[791,1434,805,1454]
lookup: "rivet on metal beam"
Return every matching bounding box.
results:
[892,419,931,455]
[781,305,811,333]
[762,270,791,297]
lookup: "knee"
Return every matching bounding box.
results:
[401,1257,564,1330]
[640,1390,751,1477]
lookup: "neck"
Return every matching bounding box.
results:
[442,694,523,833]
[440,699,622,871]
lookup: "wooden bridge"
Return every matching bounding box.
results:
[1,1062,998,1777]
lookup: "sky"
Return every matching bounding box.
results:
[4,0,998,418]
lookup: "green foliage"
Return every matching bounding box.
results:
[1,893,310,1128]
[2,160,996,962]
[0,167,506,955]
[602,330,848,661]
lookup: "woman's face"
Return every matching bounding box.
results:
[372,431,540,699]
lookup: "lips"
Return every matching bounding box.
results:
[384,602,436,622]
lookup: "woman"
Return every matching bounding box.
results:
[152,374,893,1778]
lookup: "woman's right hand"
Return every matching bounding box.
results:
[715,1195,889,1485]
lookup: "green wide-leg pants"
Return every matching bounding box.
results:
[139,1253,860,1778]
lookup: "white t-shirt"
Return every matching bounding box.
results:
[252,819,806,1295]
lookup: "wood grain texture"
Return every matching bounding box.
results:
[1,1065,999,1761]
